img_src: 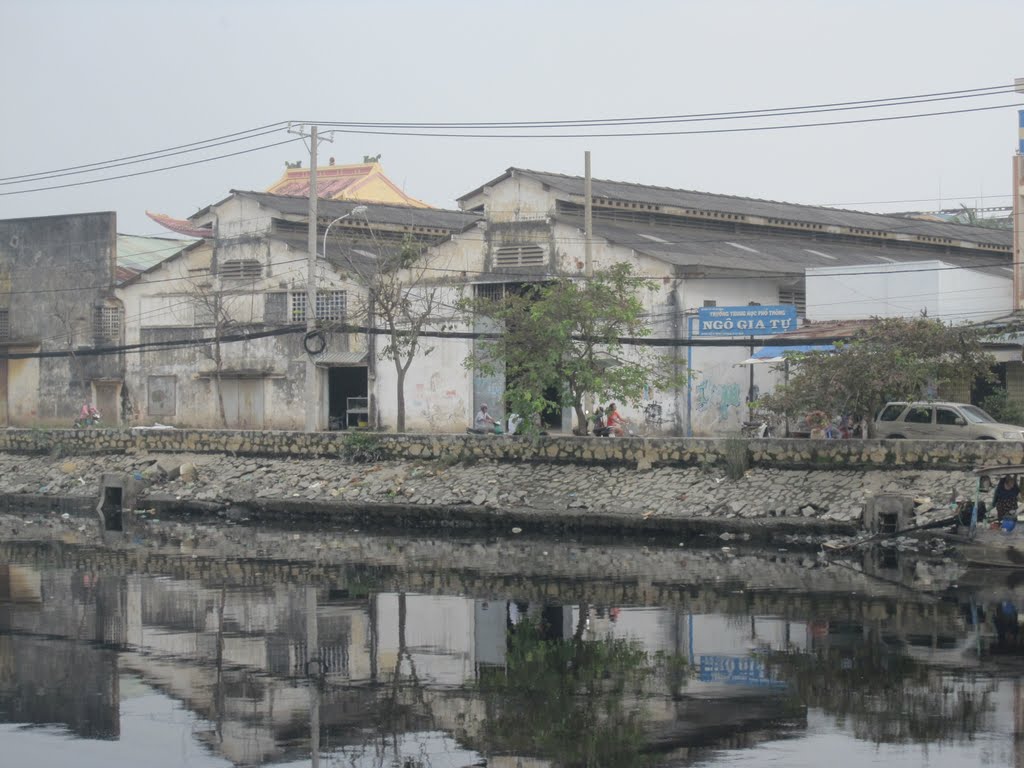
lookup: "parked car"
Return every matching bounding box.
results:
[874,401,1024,441]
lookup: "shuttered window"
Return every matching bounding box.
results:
[0,309,8,340]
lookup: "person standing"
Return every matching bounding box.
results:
[993,475,1020,521]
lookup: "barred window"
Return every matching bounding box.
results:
[0,309,8,340]
[290,291,346,323]
[219,259,262,279]
[476,284,507,302]
[95,306,122,342]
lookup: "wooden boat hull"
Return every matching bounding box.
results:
[949,529,1024,568]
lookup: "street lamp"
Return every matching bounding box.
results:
[321,205,368,263]
[305,204,369,432]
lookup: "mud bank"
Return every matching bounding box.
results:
[0,451,986,542]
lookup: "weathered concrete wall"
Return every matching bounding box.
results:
[0,212,122,425]
[2,428,1023,470]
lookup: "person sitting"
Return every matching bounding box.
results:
[592,406,611,437]
[606,402,629,437]
[993,475,1021,521]
[468,403,501,435]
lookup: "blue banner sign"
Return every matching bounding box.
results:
[698,655,785,687]
[697,305,797,336]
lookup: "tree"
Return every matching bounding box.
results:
[463,263,676,435]
[756,316,995,432]
[342,234,451,433]
[183,270,254,428]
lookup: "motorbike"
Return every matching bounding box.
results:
[73,409,101,429]
[741,419,774,438]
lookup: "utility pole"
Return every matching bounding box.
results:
[584,151,593,277]
[583,152,594,433]
[306,126,319,432]
[1015,78,1024,312]
[289,124,332,432]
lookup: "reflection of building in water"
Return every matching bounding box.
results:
[0,566,120,739]
[1,551,1021,767]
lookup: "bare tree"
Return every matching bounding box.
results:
[340,233,454,434]
[183,271,254,428]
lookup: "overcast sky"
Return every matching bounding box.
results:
[3,0,1023,235]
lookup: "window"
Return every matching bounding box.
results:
[290,291,346,322]
[778,288,806,317]
[476,283,507,302]
[193,303,215,326]
[95,306,122,342]
[905,406,932,424]
[219,259,262,279]
[0,309,8,340]
[493,244,545,268]
[936,407,962,426]
[878,403,906,422]
[702,300,717,308]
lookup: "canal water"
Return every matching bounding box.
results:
[0,531,1022,767]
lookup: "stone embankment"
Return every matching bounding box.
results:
[0,450,981,540]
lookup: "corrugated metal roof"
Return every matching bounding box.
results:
[314,351,367,366]
[473,168,1011,248]
[573,215,1011,277]
[232,191,481,232]
[116,234,191,283]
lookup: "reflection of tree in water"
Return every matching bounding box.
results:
[475,615,683,767]
[765,634,993,745]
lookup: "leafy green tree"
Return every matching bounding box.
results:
[477,616,662,766]
[979,388,1024,426]
[756,316,995,433]
[463,263,676,435]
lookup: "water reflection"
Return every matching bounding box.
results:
[0,537,1023,766]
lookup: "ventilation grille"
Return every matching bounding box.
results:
[494,244,545,267]
[778,289,806,317]
[219,259,263,279]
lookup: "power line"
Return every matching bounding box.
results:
[0,136,304,197]
[0,123,291,186]
[2,83,1019,196]
[314,102,1021,140]
[308,83,1019,129]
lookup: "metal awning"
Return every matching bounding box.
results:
[737,344,835,366]
[315,351,368,366]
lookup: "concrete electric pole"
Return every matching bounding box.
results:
[1015,78,1024,312]
[288,124,332,432]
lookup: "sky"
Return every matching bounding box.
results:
[2,0,1023,236]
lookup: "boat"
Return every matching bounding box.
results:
[944,464,1024,568]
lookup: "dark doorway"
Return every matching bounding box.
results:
[328,367,368,430]
[541,384,562,431]
[101,487,123,531]
[972,363,1007,406]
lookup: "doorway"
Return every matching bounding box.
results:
[328,366,368,430]
[92,381,121,427]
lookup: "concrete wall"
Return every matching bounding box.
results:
[4,428,1024,470]
[807,261,1012,324]
[0,212,122,426]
